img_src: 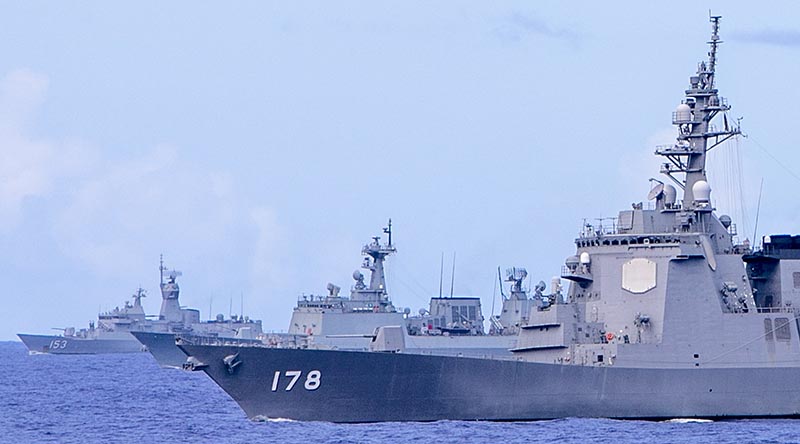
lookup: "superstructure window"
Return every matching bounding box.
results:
[775,317,792,341]
[764,318,774,341]
[794,272,800,289]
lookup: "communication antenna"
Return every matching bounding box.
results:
[438,252,444,298]
[490,275,497,318]
[383,219,393,246]
[647,180,665,201]
[449,252,457,297]
[753,178,764,248]
[497,267,506,299]
[707,13,722,87]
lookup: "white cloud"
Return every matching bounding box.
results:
[0,68,48,130]
[0,70,51,229]
[0,70,96,232]
[51,143,245,277]
[0,68,291,301]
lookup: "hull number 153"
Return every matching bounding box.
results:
[271,370,321,392]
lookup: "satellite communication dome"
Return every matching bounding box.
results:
[565,255,580,268]
[352,270,364,281]
[580,252,591,264]
[663,184,677,205]
[675,103,692,122]
[692,180,711,203]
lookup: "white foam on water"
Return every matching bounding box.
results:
[252,415,296,423]
[664,418,714,424]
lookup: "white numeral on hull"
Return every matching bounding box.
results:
[49,340,68,350]
[270,370,322,392]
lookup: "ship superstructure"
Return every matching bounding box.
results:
[284,220,405,349]
[512,16,754,366]
[275,220,526,354]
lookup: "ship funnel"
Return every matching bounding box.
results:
[692,180,711,203]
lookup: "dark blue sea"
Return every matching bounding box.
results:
[2,341,800,444]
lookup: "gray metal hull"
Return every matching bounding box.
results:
[17,333,146,354]
[132,331,265,368]
[130,331,186,368]
[180,344,800,422]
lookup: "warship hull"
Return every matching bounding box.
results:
[17,333,146,354]
[131,332,188,367]
[180,344,800,422]
[132,331,264,368]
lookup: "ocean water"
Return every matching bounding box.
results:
[2,341,800,444]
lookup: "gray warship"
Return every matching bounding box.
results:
[179,17,794,422]
[18,287,155,354]
[139,222,531,367]
[18,257,262,355]
[131,317,264,368]
[283,222,528,356]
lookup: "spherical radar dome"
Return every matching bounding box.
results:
[692,180,711,203]
[675,103,692,122]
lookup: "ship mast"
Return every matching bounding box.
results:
[351,220,396,308]
[363,219,395,296]
[655,15,741,213]
[158,255,183,322]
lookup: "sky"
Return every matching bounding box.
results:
[1,2,799,340]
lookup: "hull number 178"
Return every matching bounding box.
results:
[271,370,321,392]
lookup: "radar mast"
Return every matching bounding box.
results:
[655,15,742,213]
[350,220,396,309]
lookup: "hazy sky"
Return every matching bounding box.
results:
[2,2,799,340]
